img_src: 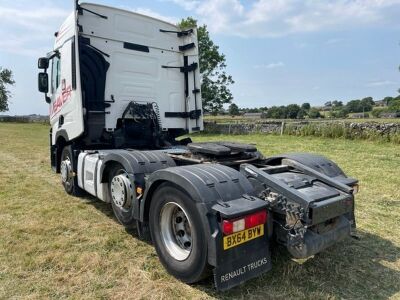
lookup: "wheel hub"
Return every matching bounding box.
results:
[160,202,192,261]
[60,158,73,184]
[111,174,134,209]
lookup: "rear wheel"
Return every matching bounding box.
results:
[149,183,209,283]
[60,146,83,196]
[108,164,136,229]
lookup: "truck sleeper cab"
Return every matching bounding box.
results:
[37,1,359,291]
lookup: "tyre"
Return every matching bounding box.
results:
[149,182,209,283]
[108,164,136,229]
[60,146,84,196]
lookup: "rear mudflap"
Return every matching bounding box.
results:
[209,196,272,290]
[213,228,272,291]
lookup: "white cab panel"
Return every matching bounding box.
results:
[78,3,203,132]
[78,4,183,53]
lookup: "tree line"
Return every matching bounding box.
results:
[229,102,322,119]
[227,95,400,119]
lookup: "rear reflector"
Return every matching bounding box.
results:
[222,210,267,235]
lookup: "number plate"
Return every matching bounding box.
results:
[223,224,264,250]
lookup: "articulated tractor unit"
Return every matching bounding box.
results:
[37,1,358,290]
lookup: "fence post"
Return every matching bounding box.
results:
[280,121,285,136]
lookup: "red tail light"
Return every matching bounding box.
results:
[245,210,267,228]
[222,210,267,235]
[222,220,234,235]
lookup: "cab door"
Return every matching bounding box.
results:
[49,35,85,145]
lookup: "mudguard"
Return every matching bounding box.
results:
[99,150,176,183]
[265,153,358,186]
[97,149,176,214]
[142,164,272,291]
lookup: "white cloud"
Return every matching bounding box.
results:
[164,0,400,37]
[0,2,178,57]
[195,0,244,33]
[244,0,293,25]
[366,80,397,87]
[0,2,70,57]
[254,62,285,69]
[130,7,178,24]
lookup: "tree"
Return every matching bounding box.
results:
[301,102,311,111]
[308,108,321,119]
[330,107,349,118]
[286,104,301,119]
[346,99,373,113]
[361,97,374,107]
[371,108,385,118]
[228,103,240,116]
[297,109,307,119]
[383,96,394,106]
[247,107,260,113]
[332,100,343,108]
[346,100,362,113]
[266,106,287,119]
[388,99,400,111]
[179,18,234,114]
[0,67,15,112]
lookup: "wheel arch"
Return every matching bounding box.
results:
[264,152,357,185]
[140,164,255,222]
[99,150,176,186]
[140,175,205,223]
[99,153,135,183]
[54,134,68,173]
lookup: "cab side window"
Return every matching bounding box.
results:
[51,56,61,93]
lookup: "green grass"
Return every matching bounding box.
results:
[0,123,399,299]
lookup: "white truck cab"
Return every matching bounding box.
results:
[38,1,202,170]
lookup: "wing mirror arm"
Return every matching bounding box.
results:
[38,50,59,103]
[47,50,59,60]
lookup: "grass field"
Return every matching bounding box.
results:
[0,123,399,299]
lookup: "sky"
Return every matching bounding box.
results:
[0,0,399,115]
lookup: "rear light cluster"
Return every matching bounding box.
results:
[222,210,267,235]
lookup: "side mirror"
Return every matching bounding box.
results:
[38,57,49,69]
[38,72,49,93]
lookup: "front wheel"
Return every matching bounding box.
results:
[60,146,83,196]
[149,183,209,283]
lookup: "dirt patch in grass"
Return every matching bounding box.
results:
[0,123,399,299]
